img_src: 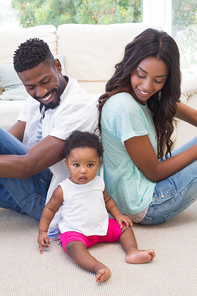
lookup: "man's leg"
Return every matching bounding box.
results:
[0,127,52,220]
[0,182,26,214]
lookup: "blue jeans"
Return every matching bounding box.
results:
[141,137,197,225]
[0,127,52,221]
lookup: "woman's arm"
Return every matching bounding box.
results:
[175,101,197,127]
[124,101,197,182]
[125,134,197,182]
[37,186,63,254]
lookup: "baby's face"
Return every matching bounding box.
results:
[65,147,101,185]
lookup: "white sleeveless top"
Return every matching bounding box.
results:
[58,176,109,236]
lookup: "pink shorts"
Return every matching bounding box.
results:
[60,219,123,252]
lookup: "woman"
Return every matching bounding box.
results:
[98,28,197,225]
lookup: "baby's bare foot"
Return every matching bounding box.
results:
[96,267,111,283]
[125,249,155,264]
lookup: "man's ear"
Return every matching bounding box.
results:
[55,58,62,73]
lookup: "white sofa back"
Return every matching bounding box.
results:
[0,25,57,65]
[57,23,162,93]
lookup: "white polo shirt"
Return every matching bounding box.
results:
[18,77,98,237]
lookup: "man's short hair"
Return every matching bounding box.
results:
[63,131,104,159]
[13,38,55,72]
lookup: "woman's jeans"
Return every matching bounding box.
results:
[0,127,52,221]
[141,137,197,225]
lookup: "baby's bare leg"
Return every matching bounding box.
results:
[120,226,156,264]
[65,241,111,282]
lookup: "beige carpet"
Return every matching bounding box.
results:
[1,202,197,296]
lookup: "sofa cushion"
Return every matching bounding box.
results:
[179,70,197,104]
[181,69,197,97]
[0,25,57,64]
[0,64,27,100]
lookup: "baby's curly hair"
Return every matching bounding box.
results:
[13,38,55,72]
[63,131,104,159]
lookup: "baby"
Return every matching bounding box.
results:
[37,130,155,282]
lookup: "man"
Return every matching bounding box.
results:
[0,38,98,239]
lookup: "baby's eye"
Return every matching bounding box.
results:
[87,164,94,168]
[73,163,80,167]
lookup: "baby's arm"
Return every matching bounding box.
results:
[37,185,63,254]
[103,187,133,229]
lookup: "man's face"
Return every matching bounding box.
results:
[18,59,67,109]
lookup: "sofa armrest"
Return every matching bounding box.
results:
[0,100,24,131]
[173,92,197,150]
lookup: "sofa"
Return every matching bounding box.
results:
[0,23,196,148]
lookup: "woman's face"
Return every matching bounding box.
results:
[130,56,168,105]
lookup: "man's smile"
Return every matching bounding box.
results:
[42,92,52,101]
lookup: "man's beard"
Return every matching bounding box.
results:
[45,88,61,109]
[35,87,61,110]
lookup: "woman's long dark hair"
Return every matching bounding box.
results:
[97,28,181,159]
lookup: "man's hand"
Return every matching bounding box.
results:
[37,232,50,254]
[116,213,133,229]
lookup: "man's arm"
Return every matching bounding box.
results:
[0,135,65,179]
[8,120,26,142]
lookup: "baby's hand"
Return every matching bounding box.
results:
[37,232,50,254]
[116,214,133,229]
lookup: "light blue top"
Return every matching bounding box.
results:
[101,92,157,215]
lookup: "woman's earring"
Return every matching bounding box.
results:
[158,90,161,101]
